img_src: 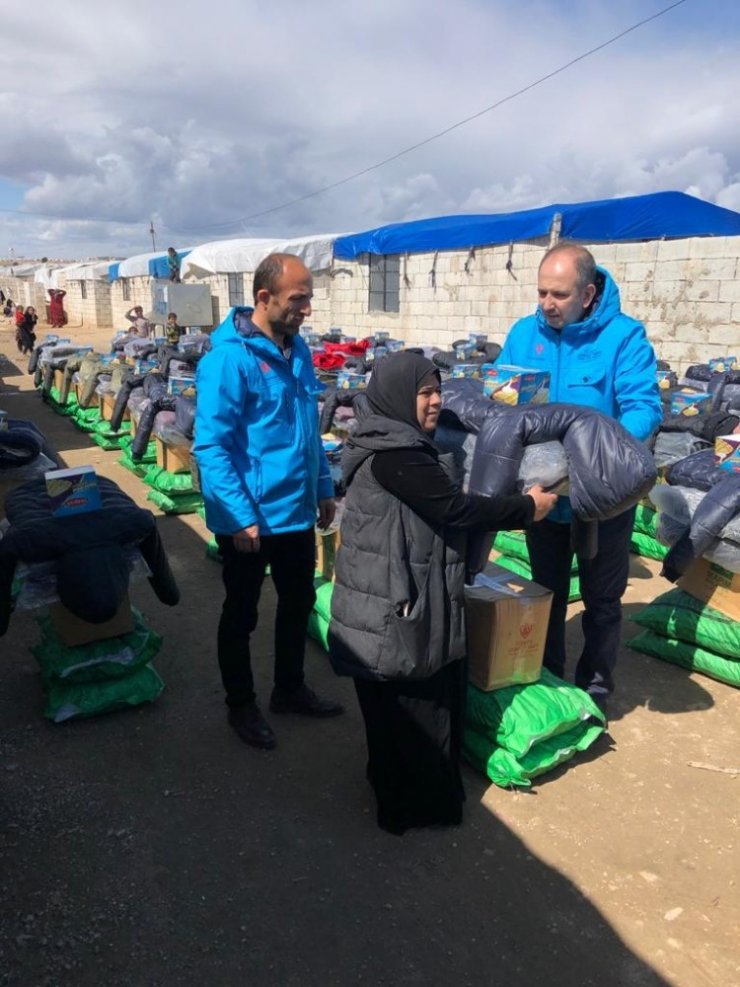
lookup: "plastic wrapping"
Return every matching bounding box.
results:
[514,441,569,492]
[14,548,152,611]
[43,663,165,723]
[33,608,162,684]
[653,431,711,469]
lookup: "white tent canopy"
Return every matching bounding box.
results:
[180,234,344,280]
[116,250,162,279]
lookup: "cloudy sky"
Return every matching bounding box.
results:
[1,0,739,260]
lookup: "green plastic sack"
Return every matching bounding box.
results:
[91,431,122,451]
[43,663,165,723]
[466,668,604,758]
[631,588,740,659]
[630,531,668,561]
[629,630,740,688]
[47,388,77,415]
[633,503,658,538]
[307,577,333,651]
[118,446,156,476]
[464,718,605,788]
[146,489,203,514]
[32,610,162,684]
[492,531,578,573]
[94,418,130,438]
[144,465,196,494]
[71,406,102,432]
[205,538,223,563]
[495,554,581,603]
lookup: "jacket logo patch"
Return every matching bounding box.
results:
[535,343,544,355]
[259,361,273,375]
[520,622,534,639]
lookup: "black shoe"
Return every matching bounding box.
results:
[228,703,276,750]
[587,692,609,727]
[269,684,344,718]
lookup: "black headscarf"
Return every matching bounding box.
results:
[365,351,441,432]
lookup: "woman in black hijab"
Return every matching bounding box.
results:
[329,352,556,834]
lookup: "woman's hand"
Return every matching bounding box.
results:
[525,484,559,522]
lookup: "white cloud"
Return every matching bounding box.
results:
[1,0,740,258]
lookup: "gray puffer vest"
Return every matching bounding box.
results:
[328,414,467,681]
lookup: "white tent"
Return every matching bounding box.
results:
[180,234,344,280]
[116,250,163,279]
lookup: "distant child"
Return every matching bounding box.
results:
[19,306,37,354]
[14,305,25,351]
[166,247,181,283]
[165,312,184,346]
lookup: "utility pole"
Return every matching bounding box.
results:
[149,220,157,252]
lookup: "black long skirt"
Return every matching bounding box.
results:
[353,660,466,836]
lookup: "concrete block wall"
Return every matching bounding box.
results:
[326,236,740,374]
[58,276,112,332]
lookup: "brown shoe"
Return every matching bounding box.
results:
[228,703,276,750]
[269,684,344,718]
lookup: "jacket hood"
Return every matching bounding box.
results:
[535,266,622,339]
[342,393,436,485]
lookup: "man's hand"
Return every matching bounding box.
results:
[317,498,336,530]
[525,484,559,522]
[233,524,261,553]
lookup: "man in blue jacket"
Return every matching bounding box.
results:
[195,253,344,750]
[497,242,662,716]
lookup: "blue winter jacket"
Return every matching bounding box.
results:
[497,266,662,522]
[194,309,333,536]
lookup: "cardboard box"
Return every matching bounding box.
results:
[49,594,134,647]
[166,375,196,397]
[678,558,740,621]
[708,356,738,373]
[98,391,118,421]
[154,436,192,474]
[670,390,712,417]
[480,365,550,406]
[315,527,341,581]
[714,433,740,473]
[53,368,65,394]
[464,563,552,691]
[45,466,102,517]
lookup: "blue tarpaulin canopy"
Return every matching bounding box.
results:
[332,191,740,259]
[149,248,191,279]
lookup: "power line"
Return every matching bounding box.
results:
[1,0,689,238]
[173,0,689,234]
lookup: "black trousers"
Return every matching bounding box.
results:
[216,528,316,707]
[525,507,635,701]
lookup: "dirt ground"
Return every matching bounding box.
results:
[0,319,738,987]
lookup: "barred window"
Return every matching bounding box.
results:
[368,254,400,313]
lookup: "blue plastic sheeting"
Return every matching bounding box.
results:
[333,191,740,259]
[108,262,120,281]
[148,249,192,279]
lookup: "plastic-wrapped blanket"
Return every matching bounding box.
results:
[666,450,727,491]
[442,379,655,518]
[0,419,58,470]
[654,473,740,581]
[650,484,740,574]
[0,476,180,633]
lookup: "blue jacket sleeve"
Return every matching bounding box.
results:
[614,322,663,441]
[317,443,334,501]
[194,348,259,532]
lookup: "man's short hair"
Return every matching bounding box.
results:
[540,242,596,289]
[252,253,302,302]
